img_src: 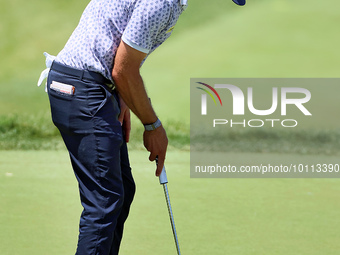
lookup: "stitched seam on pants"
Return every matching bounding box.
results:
[92,116,110,255]
[93,118,102,255]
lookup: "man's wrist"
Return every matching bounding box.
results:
[144,118,162,131]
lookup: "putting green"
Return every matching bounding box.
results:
[1,150,340,254]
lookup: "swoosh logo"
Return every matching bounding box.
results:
[196,82,223,106]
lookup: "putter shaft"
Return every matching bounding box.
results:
[159,165,181,255]
[163,183,181,255]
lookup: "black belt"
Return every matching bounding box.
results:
[51,61,115,90]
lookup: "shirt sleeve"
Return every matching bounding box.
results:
[122,0,171,54]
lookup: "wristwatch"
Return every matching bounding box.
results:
[144,118,162,131]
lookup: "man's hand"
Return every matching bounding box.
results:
[143,125,168,176]
[118,95,131,143]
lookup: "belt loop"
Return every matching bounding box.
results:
[80,70,84,81]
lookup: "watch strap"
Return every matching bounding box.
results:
[144,118,162,131]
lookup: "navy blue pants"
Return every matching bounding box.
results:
[47,62,135,255]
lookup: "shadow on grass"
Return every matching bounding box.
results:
[191,128,340,155]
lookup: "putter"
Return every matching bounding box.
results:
[157,160,182,255]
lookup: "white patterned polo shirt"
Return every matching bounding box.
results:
[56,0,186,81]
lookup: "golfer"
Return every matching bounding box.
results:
[42,0,245,254]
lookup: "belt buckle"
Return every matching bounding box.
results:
[105,82,115,93]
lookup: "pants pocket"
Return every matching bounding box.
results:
[48,83,75,133]
[47,70,120,134]
[47,78,94,134]
[88,85,109,117]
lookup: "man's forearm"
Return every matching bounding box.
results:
[112,41,159,125]
[112,69,158,125]
[112,41,168,175]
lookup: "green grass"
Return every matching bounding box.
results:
[2,114,339,154]
[0,114,62,150]
[1,0,339,149]
[0,114,190,150]
[1,0,340,119]
[191,128,340,155]
[1,150,340,255]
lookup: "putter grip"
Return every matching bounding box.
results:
[159,165,168,184]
